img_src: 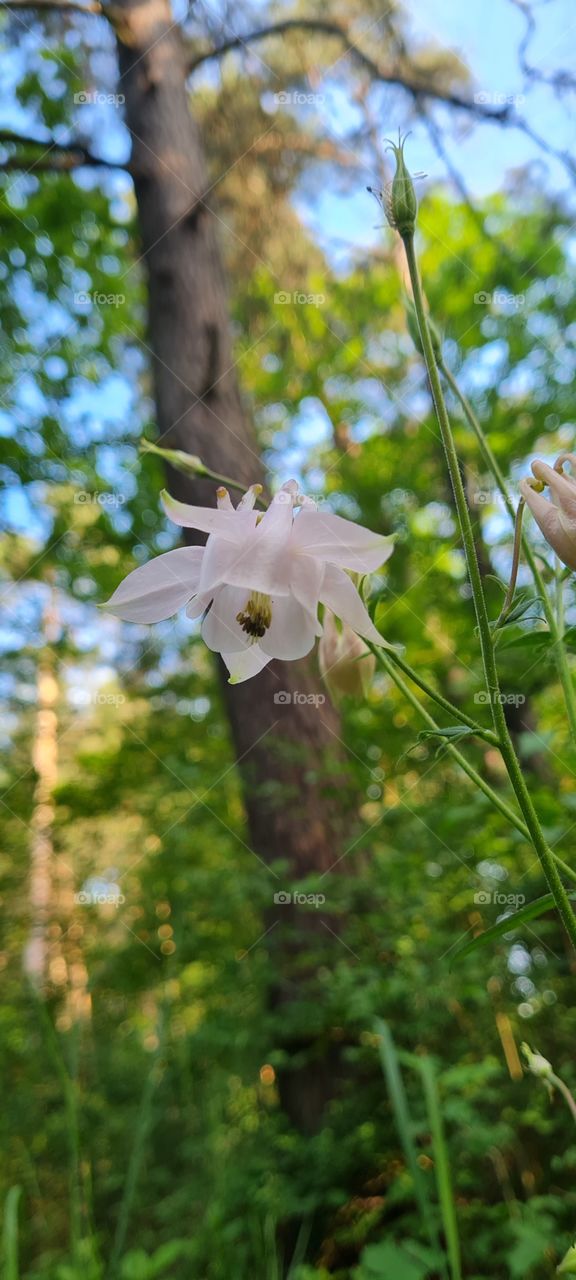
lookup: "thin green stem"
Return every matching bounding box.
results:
[376,648,576,888]
[550,1072,576,1126]
[385,648,499,743]
[403,231,576,950]
[439,358,576,745]
[140,439,265,503]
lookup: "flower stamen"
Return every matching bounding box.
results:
[236,591,272,640]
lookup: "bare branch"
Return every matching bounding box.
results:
[186,18,512,124]
[0,130,129,173]
[0,0,101,13]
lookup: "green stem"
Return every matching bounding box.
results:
[140,439,265,503]
[439,358,576,745]
[385,648,499,744]
[376,646,576,888]
[549,1072,576,1126]
[403,232,576,950]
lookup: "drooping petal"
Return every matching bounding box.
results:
[161,489,258,540]
[201,585,254,653]
[103,547,204,623]
[319,563,393,648]
[259,596,317,660]
[520,479,576,570]
[289,554,324,633]
[291,507,395,573]
[222,646,272,684]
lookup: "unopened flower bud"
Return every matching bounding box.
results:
[141,439,208,477]
[521,1042,553,1079]
[385,134,418,238]
[319,610,376,701]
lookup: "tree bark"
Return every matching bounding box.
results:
[112,0,354,1127]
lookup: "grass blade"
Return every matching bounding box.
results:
[2,1186,22,1280]
[418,1058,461,1280]
[375,1020,446,1276]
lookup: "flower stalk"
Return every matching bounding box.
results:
[438,359,576,744]
[398,220,576,950]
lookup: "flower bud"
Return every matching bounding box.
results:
[318,610,376,701]
[385,134,418,238]
[521,1042,553,1080]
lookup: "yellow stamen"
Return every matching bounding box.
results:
[236,591,272,640]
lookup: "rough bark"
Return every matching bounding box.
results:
[112,0,354,1126]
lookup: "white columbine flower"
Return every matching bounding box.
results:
[104,480,394,683]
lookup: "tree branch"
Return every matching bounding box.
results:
[0,0,102,13]
[186,18,512,123]
[0,130,129,172]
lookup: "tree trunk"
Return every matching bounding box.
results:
[113,0,354,1128]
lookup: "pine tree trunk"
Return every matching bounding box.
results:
[112,0,354,1128]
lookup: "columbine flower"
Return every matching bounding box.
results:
[318,610,376,701]
[104,481,394,683]
[520,454,576,570]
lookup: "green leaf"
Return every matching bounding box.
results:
[449,893,576,964]
[356,1240,433,1279]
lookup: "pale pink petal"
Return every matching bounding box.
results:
[161,489,257,540]
[200,492,293,595]
[291,508,395,573]
[201,586,253,653]
[531,461,576,522]
[319,564,393,647]
[520,479,576,570]
[289,554,324,633]
[222,646,272,684]
[103,547,204,623]
[260,596,317,660]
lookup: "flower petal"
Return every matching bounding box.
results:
[200,491,293,595]
[291,508,395,573]
[222,646,272,683]
[289,554,324,634]
[259,596,317,660]
[531,460,576,523]
[103,547,204,623]
[201,585,254,653]
[161,489,257,540]
[319,563,393,647]
[520,479,576,570]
